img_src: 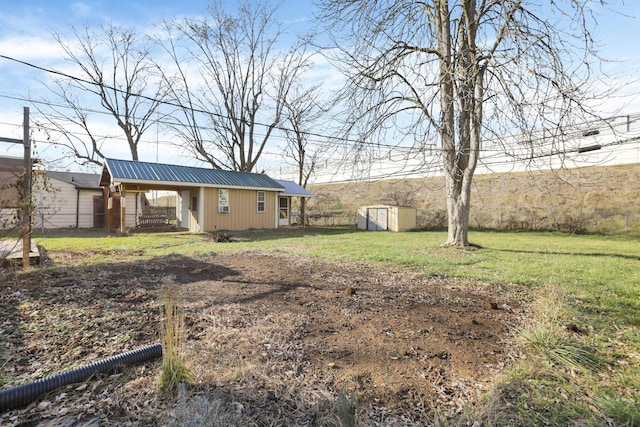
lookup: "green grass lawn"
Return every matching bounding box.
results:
[31,227,640,425]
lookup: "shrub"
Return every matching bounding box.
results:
[555,211,589,234]
[417,209,448,230]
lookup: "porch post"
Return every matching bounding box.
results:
[198,186,205,232]
[275,193,279,229]
[120,185,127,233]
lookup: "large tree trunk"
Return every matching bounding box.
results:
[437,0,470,246]
[439,0,482,247]
[300,196,306,228]
[444,171,472,246]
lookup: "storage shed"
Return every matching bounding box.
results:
[357,205,417,232]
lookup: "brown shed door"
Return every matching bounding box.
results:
[93,196,105,228]
[110,197,121,230]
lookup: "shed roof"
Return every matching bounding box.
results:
[46,171,102,190]
[275,180,313,197]
[101,158,285,191]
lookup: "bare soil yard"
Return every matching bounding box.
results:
[1,249,529,425]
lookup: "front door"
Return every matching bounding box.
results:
[279,197,289,226]
[180,190,191,230]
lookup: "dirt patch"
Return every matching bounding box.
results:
[0,251,529,425]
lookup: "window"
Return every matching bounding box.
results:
[218,189,230,213]
[191,196,198,211]
[256,191,266,213]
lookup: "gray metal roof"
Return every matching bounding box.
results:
[103,158,285,190]
[275,180,313,197]
[46,171,102,190]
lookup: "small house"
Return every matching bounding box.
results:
[1,157,105,230]
[275,180,313,226]
[99,158,312,233]
[357,205,417,232]
[33,171,104,229]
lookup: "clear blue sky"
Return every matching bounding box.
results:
[0,0,638,172]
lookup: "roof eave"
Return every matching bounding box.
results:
[280,192,314,197]
[112,177,283,192]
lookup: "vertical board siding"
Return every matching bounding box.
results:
[356,205,416,232]
[388,207,398,232]
[203,188,277,231]
[32,177,103,229]
[77,190,100,228]
[396,207,417,231]
[120,191,141,230]
[34,180,77,229]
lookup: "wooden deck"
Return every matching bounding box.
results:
[0,239,40,264]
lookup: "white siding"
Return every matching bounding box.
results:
[32,177,102,229]
[119,192,144,230]
[0,208,19,230]
[33,178,77,229]
[77,191,99,228]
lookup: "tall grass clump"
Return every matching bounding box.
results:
[516,284,600,371]
[518,323,601,371]
[158,276,190,395]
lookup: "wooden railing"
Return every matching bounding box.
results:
[137,214,168,227]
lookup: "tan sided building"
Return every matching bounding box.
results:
[99,158,312,233]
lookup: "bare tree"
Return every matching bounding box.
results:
[282,84,325,225]
[38,24,169,166]
[158,0,311,172]
[318,0,611,246]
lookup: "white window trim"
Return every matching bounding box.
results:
[256,191,266,213]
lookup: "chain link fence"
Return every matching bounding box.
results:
[299,207,640,237]
[419,207,640,236]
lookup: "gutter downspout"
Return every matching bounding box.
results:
[275,192,279,229]
[75,189,80,228]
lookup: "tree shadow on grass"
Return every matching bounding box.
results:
[224,225,360,243]
[488,247,640,262]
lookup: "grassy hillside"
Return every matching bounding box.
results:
[307,163,640,236]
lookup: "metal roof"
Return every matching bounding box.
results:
[103,159,285,190]
[275,180,313,197]
[46,171,102,190]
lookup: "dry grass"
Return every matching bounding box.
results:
[158,276,191,395]
[516,283,601,371]
[308,163,640,235]
[2,230,637,425]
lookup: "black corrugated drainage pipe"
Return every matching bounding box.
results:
[0,343,162,411]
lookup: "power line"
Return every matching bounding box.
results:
[0,54,401,150]
[11,53,620,154]
[1,54,639,177]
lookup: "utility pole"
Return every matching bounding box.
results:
[22,107,31,267]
